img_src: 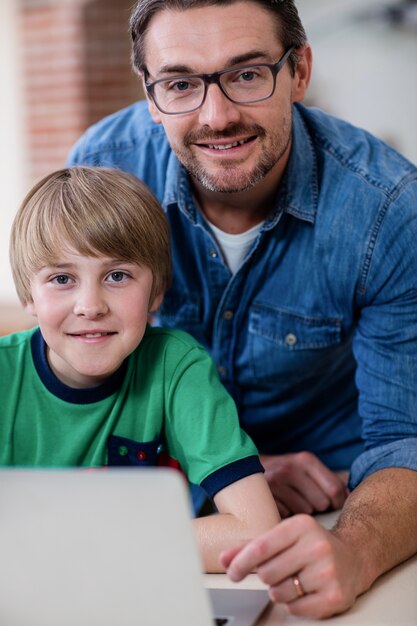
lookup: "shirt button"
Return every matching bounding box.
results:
[285,333,297,346]
[118,445,128,457]
[223,310,234,320]
[217,366,227,377]
[209,248,218,258]
[136,450,147,461]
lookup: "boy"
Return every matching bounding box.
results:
[3,166,279,572]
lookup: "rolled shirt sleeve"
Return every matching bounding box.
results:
[349,439,417,489]
[350,180,417,488]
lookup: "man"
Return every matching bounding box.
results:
[68,0,417,618]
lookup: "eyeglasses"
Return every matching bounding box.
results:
[145,46,295,115]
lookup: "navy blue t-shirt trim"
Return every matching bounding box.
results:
[200,455,264,499]
[31,328,128,404]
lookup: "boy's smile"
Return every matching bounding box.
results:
[26,249,161,388]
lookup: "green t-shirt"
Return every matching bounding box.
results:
[0,326,261,497]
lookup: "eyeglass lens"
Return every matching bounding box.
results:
[152,64,275,114]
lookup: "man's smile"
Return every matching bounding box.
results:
[202,136,256,150]
[191,133,259,159]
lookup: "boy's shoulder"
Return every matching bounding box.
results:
[142,325,203,352]
[131,325,213,386]
[0,328,36,350]
[0,329,37,387]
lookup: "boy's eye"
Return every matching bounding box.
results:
[52,274,70,285]
[108,271,127,283]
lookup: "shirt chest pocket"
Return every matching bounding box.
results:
[248,304,343,388]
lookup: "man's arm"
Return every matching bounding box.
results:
[194,472,280,573]
[220,467,417,618]
[333,467,417,592]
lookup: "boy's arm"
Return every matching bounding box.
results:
[193,472,280,573]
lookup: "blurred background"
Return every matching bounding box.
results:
[1,0,416,332]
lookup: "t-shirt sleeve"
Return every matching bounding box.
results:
[161,337,262,497]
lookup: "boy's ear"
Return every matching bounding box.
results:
[25,300,38,318]
[149,292,163,313]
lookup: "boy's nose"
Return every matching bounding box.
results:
[73,288,109,318]
[197,84,241,130]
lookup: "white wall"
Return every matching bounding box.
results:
[0,0,29,304]
[297,0,417,164]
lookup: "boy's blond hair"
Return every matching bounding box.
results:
[10,166,171,305]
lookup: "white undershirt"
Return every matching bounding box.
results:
[205,218,264,275]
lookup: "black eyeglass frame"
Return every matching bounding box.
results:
[144,45,296,115]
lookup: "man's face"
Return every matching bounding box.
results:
[143,1,309,194]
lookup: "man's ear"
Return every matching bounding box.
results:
[141,75,162,124]
[148,99,162,125]
[291,44,312,103]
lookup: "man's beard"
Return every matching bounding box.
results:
[172,116,292,194]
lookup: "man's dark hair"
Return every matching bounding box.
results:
[130,0,307,76]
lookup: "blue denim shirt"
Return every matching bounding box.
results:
[68,101,417,491]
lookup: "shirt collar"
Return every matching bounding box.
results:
[162,103,318,226]
[275,104,318,225]
[31,327,128,404]
[163,153,198,221]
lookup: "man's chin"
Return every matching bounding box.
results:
[192,167,265,194]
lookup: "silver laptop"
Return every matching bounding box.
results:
[0,468,269,626]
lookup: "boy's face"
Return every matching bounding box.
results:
[26,248,162,388]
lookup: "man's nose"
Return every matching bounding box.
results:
[73,285,109,319]
[197,83,241,129]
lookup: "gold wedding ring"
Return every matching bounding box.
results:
[292,575,306,598]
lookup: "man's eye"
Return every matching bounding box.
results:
[173,80,190,92]
[164,78,201,93]
[237,69,261,82]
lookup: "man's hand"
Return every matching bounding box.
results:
[220,514,363,619]
[221,468,417,619]
[260,452,348,518]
